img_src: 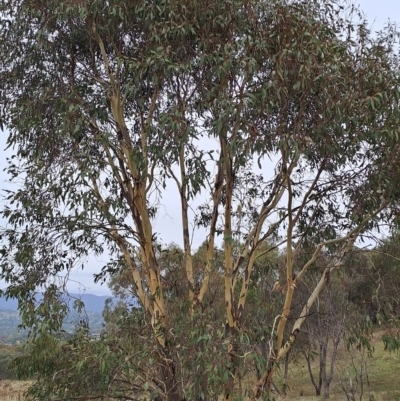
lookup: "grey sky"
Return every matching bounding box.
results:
[1,0,399,296]
[357,0,400,31]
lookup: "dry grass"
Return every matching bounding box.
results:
[274,391,400,401]
[274,330,400,400]
[0,381,29,401]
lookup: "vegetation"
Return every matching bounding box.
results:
[1,0,400,400]
[0,309,104,344]
[1,331,400,401]
[0,344,23,380]
[0,380,28,401]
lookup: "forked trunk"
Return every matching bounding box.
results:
[323,382,331,400]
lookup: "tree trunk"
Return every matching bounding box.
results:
[158,344,181,401]
[319,340,327,397]
[162,365,180,400]
[282,351,290,395]
[224,332,240,401]
[304,348,321,396]
[323,381,330,400]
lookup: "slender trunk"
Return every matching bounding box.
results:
[304,348,320,396]
[178,146,195,313]
[282,351,290,396]
[319,340,327,396]
[323,381,330,400]
[221,133,237,401]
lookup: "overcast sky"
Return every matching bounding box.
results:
[1,0,399,296]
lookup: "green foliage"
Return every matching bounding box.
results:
[344,236,400,353]
[382,333,400,354]
[1,0,400,399]
[0,344,22,380]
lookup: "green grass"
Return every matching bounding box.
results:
[276,330,400,400]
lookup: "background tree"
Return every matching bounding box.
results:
[1,0,400,400]
[301,270,350,399]
[346,236,400,352]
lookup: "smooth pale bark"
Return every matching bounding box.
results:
[94,26,180,399]
[221,134,236,401]
[247,206,387,400]
[178,146,195,311]
[198,155,224,304]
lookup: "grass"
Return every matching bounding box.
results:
[0,381,28,401]
[1,331,399,400]
[275,330,400,400]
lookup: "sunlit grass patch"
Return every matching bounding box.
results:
[0,380,28,401]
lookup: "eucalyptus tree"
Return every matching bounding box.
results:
[1,0,400,400]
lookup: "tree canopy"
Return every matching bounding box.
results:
[1,0,400,400]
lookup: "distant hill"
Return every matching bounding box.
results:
[0,293,111,313]
[65,293,111,313]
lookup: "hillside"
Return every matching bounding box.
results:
[0,293,111,313]
[0,309,105,344]
[0,293,113,344]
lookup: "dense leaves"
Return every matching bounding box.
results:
[1,0,400,400]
